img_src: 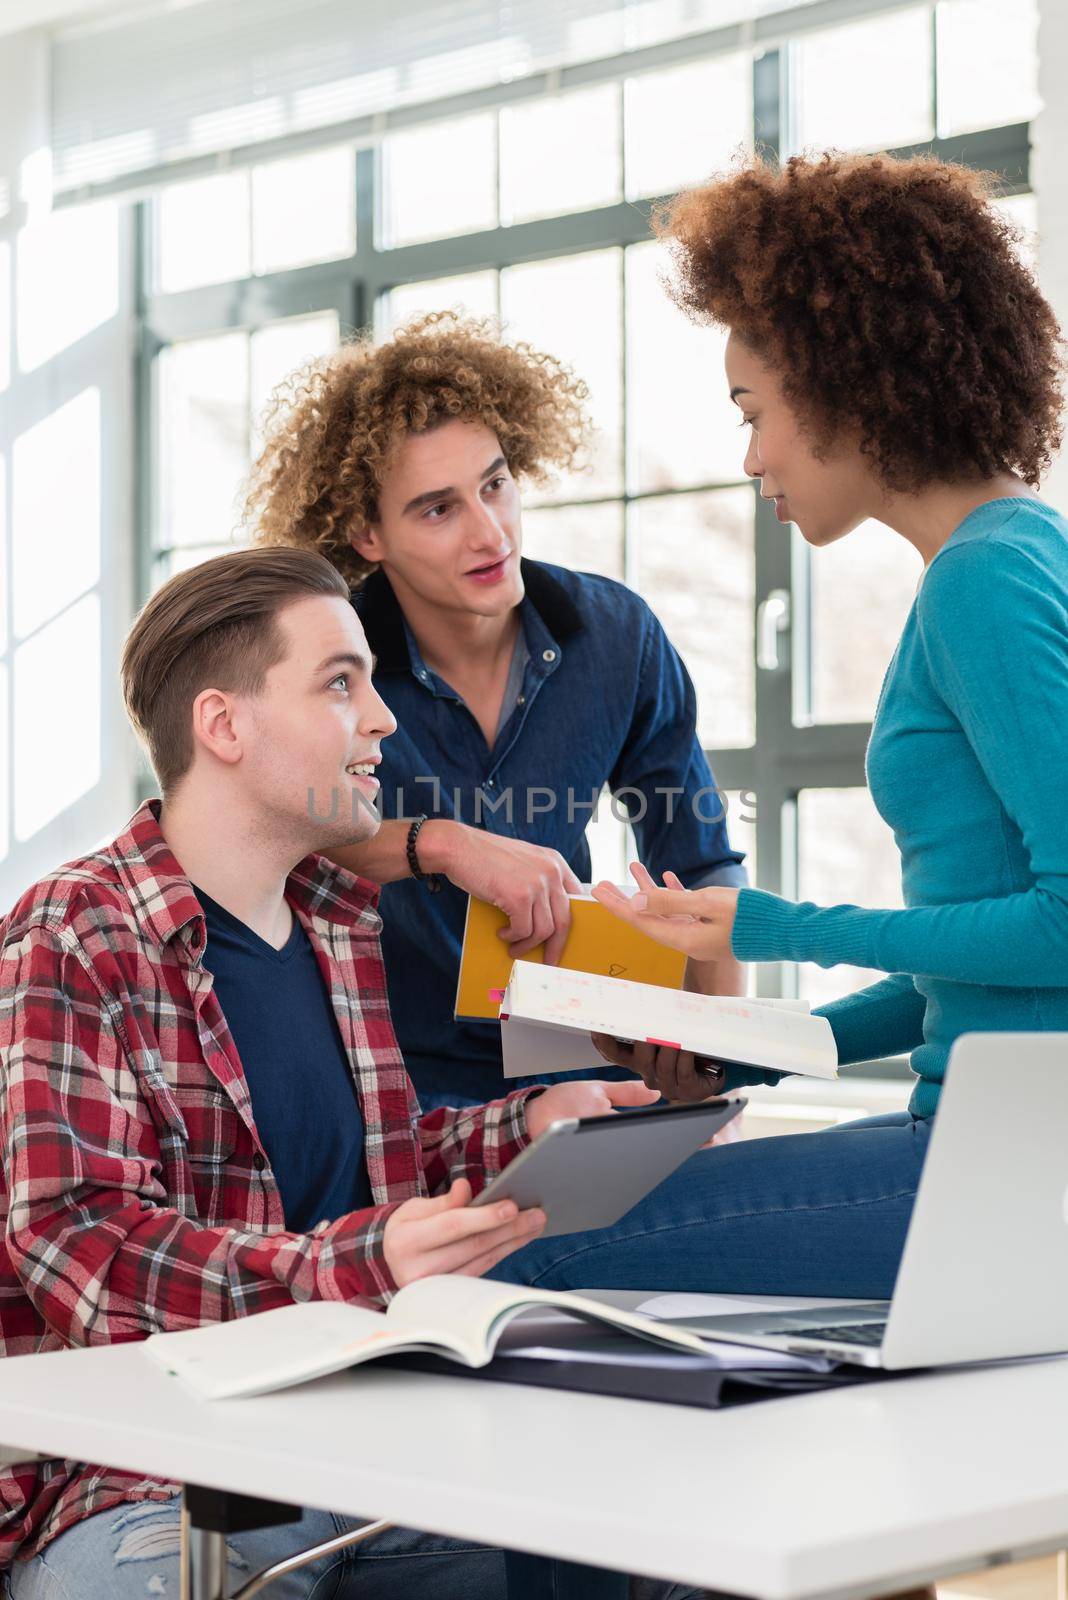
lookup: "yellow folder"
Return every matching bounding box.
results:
[454,893,687,1022]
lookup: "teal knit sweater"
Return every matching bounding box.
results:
[732,497,1068,1117]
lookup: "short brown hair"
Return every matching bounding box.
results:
[656,152,1064,490]
[122,546,349,794]
[244,311,592,587]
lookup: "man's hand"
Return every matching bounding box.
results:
[592,863,740,963]
[422,821,582,964]
[383,1179,547,1289]
[524,1077,660,1141]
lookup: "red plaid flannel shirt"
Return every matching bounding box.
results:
[0,801,537,1567]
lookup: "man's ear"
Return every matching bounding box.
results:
[349,522,383,564]
[191,688,243,768]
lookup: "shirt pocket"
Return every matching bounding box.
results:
[170,1081,244,1219]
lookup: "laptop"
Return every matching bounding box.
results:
[658,1032,1068,1370]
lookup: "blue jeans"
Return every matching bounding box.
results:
[491,1112,932,1300]
[4,1499,698,1599]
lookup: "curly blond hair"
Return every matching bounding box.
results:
[245,311,592,586]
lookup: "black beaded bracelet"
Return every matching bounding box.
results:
[406,814,443,892]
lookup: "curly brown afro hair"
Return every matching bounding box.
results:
[656,152,1063,491]
[245,310,592,587]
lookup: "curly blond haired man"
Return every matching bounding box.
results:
[248,313,748,1111]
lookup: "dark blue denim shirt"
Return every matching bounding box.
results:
[353,559,747,1108]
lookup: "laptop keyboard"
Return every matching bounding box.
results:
[794,1321,886,1346]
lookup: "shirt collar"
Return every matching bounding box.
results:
[352,558,584,675]
[109,799,381,956]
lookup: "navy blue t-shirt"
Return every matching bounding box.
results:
[194,887,374,1229]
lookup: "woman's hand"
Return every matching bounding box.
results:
[589,1034,727,1102]
[592,864,740,963]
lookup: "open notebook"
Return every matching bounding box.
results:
[144,1275,829,1400]
[499,962,837,1080]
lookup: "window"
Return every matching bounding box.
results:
[993,191,1039,271]
[252,149,357,275]
[381,115,497,248]
[522,502,624,584]
[633,490,755,750]
[250,313,340,451]
[625,241,742,492]
[1,186,121,892]
[17,200,119,373]
[936,0,1040,137]
[9,393,104,843]
[156,332,249,563]
[793,8,935,154]
[141,0,1036,1033]
[797,788,904,1008]
[500,86,621,224]
[382,272,499,333]
[0,240,10,394]
[624,53,752,201]
[14,596,101,841]
[805,520,921,727]
[153,313,340,586]
[156,172,252,293]
[0,451,7,865]
[501,249,623,501]
[154,148,355,294]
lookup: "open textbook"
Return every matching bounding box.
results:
[455,890,686,1021]
[144,1275,829,1401]
[499,962,837,1081]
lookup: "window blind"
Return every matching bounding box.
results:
[50,0,873,199]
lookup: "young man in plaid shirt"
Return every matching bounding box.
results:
[0,547,684,1600]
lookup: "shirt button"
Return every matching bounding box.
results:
[542,649,556,663]
[419,669,428,680]
[517,694,526,705]
[190,925,202,948]
[486,777,496,788]
[253,1153,266,1171]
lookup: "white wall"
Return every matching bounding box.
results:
[0,26,139,912]
[1033,0,1068,513]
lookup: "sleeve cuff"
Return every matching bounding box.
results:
[319,1200,403,1306]
[476,1086,542,1181]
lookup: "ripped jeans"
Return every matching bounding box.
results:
[3,1498,699,1600]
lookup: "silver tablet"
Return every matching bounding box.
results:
[472,1097,745,1238]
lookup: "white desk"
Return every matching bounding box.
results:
[0,1298,1066,1600]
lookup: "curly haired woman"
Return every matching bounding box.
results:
[247,313,748,1113]
[488,151,1068,1303]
